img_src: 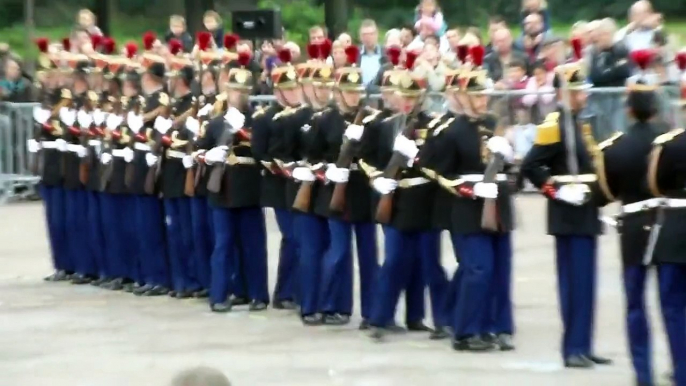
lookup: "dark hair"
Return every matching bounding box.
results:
[402,24,417,38]
[531,59,547,72]
[424,35,439,46]
[508,58,527,71]
[627,86,658,122]
[489,15,506,25]
[652,29,668,47]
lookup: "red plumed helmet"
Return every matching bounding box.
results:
[386,45,402,67]
[237,51,252,67]
[319,39,332,59]
[197,31,212,51]
[344,45,359,66]
[62,38,71,52]
[630,49,654,70]
[405,50,419,70]
[125,42,138,59]
[570,37,583,61]
[35,37,49,53]
[676,51,686,71]
[102,37,116,55]
[224,34,239,50]
[470,45,485,67]
[142,31,156,51]
[306,43,319,60]
[91,34,102,49]
[168,38,183,55]
[456,44,468,63]
[277,48,292,63]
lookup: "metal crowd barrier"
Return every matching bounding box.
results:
[1,87,680,204]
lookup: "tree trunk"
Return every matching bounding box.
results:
[185,0,215,35]
[94,0,110,36]
[325,0,348,40]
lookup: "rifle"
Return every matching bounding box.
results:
[206,124,235,194]
[292,163,326,212]
[328,102,371,213]
[374,105,423,224]
[30,90,52,176]
[183,138,196,197]
[99,96,123,191]
[143,103,173,195]
[480,151,505,231]
[124,98,142,188]
[193,121,208,189]
[78,93,97,185]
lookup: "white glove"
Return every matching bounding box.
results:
[33,107,51,124]
[76,146,88,158]
[393,135,419,160]
[487,136,514,163]
[204,146,228,165]
[106,114,123,130]
[372,177,398,195]
[55,139,68,152]
[27,139,41,153]
[182,155,194,169]
[77,109,93,128]
[186,116,200,135]
[292,167,315,182]
[198,103,213,117]
[344,124,364,141]
[473,182,498,199]
[127,113,143,133]
[556,184,588,206]
[145,153,158,167]
[60,108,76,126]
[325,166,349,183]
[101,152,112,165]
[93,109,106,126]
[224,107,245,132]
[154,116,172,134]
[122,147,134,163]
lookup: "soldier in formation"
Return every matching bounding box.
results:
[28,32,686,380]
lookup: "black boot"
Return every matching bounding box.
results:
[70,274,92,285]
[249,300,268,311]
[102,278,124,290]
[587,355,613,365]
[564,355,594,368]
[44,270,69,282]
[495,334,515,351]
[452,336,496,352]
[429,326,451,340]
[359,319,371,330]
[231,296,250,306]
[133,284,154,296]
[273,299,297,310]
[323,313,350,326]
[193,289,209,298]
[302,314,324,326]
[143,286,170,296]
[407,321,432,332]
[211,301,233,313]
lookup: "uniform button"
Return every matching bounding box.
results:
[643,225,651,231]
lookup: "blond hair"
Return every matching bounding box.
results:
[521,0,548,11]
[76,9,96,25]
[360,19,377,30]
[170,15,186,26]
[203,10,222,24]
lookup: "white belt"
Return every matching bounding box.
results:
[167,150,185,159]
[623,198,686,214]
[228,156,256,165]
[551,174,597,183]
[66,144,85,153]
[88,139,102,146]
[398,177,430,188]
[460,173,507,182]
[134,143,151,152]
[41,141,57,149]
[112,149,127,157]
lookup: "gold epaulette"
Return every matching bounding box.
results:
[88,91,98,103]
[252,106,266,119]
[170,130,188,149]
[534,112,561,145]
[158,92,170,107]
[314,107,331,118]
[433,117,454,136]
[598,132,623,150]
[273,107,294,121]
[358,159,382,179]
[421,167,437,179]
[383,113,400,122]
[362,110,380,124]
[653,128,685,145]
[61,89,72,99]
[427,115,444,129]
[437,175,463,195]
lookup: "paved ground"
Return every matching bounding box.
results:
[0,196,675,386]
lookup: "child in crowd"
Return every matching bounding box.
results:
[76,9,102,36]
[203,11,225,49]
[164,15,194,53]
[505,59,536,161]
[522,59,556,124]
[414,0,447,37]
[521,0,550,32]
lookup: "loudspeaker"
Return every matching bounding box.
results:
[231,10,282,40]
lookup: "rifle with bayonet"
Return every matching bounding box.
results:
[206,108,251,194]
[99,95,124,190]
[143,98,174,195]
[124,97,143,188]
[78,92,98,185]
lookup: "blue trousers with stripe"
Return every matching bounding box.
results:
[452,232,513,339]
[273,208,299,303]
[64,189,97,277]
[40,185,71,273]
[370,226,432,327]
[86,191,108,279]
[164,198,199,292]
[555,235,596,359]
[294,213,329,316]
[210,206,269,305]
[100,194,133,280]
[191,196,214,290]
[319,219,377,319]
[657,264,686,386]
[133,195,169,287]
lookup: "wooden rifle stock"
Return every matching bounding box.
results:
[207,127,234,194]
[480,153,505,232]
[124,101,141,189]
[183,140,195,197]
[292,165,325,212]
[329,105,369,213]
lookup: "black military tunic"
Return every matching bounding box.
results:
[129,89,168,195]
[521,109,600,236]
[646,127,686,265]
[315,106,377,223]
[359,111,438,232]
[277,105,314,209]
[84,91,104,192]
[432,114,515,234]
[37,88,69,187]
[62,90,88,191]
[251,104,285,209]
[596,123,662,266]
[161,92,195,199]
[192,93,219,197]
[199,105,262,208]
[107,96,142,195]
[417,111,458,230]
